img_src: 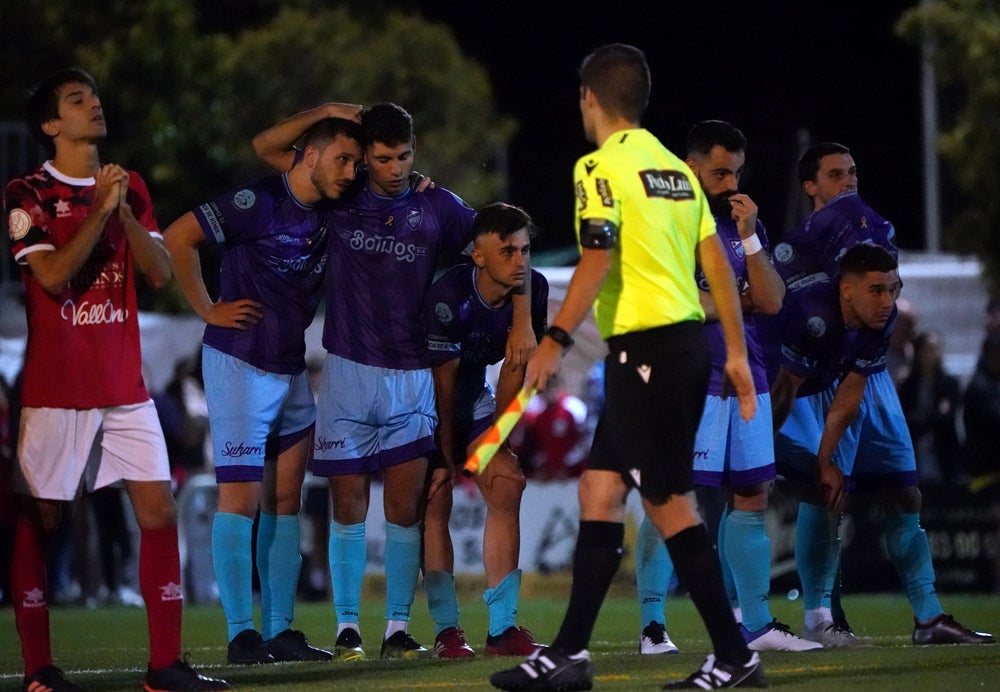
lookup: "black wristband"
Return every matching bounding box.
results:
[545,326,575,349]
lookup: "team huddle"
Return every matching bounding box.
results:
[3,42,995,692]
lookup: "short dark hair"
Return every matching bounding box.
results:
[578,43,650,122]
[302,117,364,150]
[686,120,747,158]
[798,141,851,184]
[839,243,897,277]
[472,202,535,242]
[25,67,98,154]
[361,102,413,148]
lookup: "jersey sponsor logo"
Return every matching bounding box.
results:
[575,181,588,212]
[772,242,793,264]
[344,229,428,263]
[74,259,125,290]
[7,208,31,241]
[693,448,710,460]
[232,189,257,210]
[434,302,454,324]
[584,159,599,176]
[55,199,71,218]
[639,170,695,200]
[220,440,264,458]
[806,316,827,338]
[315,435,347,452]
[595,178,614,208]
[60,298,127,326]
[268,251,326,274]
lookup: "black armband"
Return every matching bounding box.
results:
[579,219,618,249]
[544,326,575,349]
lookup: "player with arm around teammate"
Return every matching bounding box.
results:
[163,113,364,664]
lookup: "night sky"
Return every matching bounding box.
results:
[413,1,928,257]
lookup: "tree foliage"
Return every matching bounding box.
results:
[1,0,515,310]
[896,0,1000,292]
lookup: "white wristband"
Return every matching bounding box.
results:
[741,233,763,256]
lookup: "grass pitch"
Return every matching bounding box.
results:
[2,586,999,690]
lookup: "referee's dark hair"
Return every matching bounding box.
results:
[578,43,650,122]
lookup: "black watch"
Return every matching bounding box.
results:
[544,326,574,349]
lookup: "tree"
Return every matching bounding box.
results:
[896,0,1000,291]
[1,0,515,311]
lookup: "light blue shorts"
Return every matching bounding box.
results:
[692,392,775,489]
[202,345,316,483]
[775,369,916,491]
[310,353,437,476]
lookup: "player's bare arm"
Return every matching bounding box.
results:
[253,102,363,172]
[525,245,610,392]
[730,193,784,314]
[430,358,460,499]
[23,164,124,295]
[162,211,263,330]
[505,273,536,367]
[816,370,867,511]
[769,366,805,434]
[115,169,171,288]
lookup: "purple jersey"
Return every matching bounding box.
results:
[695,217,771,395]
[323,182,476,369]
[771,191,898,291]
[425,263,549,409]
[192,174,327,374]
[779,279,894,397]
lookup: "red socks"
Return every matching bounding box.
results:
[11,518,52,676]
[139,526,183,670]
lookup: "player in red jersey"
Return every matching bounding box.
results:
[3,68,229,692]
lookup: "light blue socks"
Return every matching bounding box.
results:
[256,513,302,639]
[330,521,365,625]
[636,515,673,627]
[882,512,942,622]
[212,512,255,641]
[425,570,460,635]
[385,521,422,622]
[484,569,522,636]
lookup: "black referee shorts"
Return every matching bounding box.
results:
[587,321,709,504]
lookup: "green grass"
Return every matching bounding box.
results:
[2,587,999,690]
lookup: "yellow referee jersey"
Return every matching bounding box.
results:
[573,128,715,339]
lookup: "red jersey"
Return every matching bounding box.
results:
[4,162,159,409]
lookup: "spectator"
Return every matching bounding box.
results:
[888,296,917,386]
[898,330,961,486]
[962,330,1000,494]
[153,351,210,491]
